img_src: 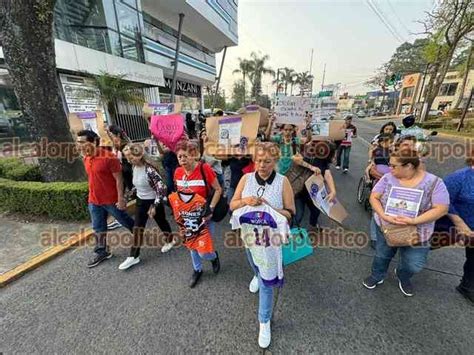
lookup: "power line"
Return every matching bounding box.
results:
[366,0,404,43]
[371,0,406,42]
[387,0,411,37]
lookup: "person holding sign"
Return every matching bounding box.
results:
[335,115,357,173]
[293,139,337,229]
[265,115,301,175]
[363,149,449,297]
[230,142,295,349]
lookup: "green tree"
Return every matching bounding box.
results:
[232,58,253,105]
[92,72,145,123]
[273,67,296,96]
[386,39,431,75]
[0,0,85,182]
[419,0,474,122]
[247,52,275,99]
[204,86,225,110]
[296,71,314,96]
[229,79,246,109]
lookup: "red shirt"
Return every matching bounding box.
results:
[174,162,216,199]
[84,148,122,205]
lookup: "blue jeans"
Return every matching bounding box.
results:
[294,190,321,227]
[190,250,217,272]
[369,217,377,241]
[88,203,135,256]
[246,249,273,323]
[371,224,430,282]
[336,146,351,169]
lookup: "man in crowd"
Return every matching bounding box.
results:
[76,130,134,268]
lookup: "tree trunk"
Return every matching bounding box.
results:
[242,72,246,106]
[454,42,473,109]
[420,45,457,123]
[0,0,85,182]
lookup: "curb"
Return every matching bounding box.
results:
[436,132,473,141]
[0,228,94,288]
[0,201,136,288]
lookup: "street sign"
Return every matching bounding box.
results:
[318,90,333,98]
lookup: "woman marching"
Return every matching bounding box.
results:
[170,140,222,288]
[230,142,295,349]
[118,143,174,270]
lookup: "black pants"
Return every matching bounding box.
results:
[130,198,172,258]
[462,246,474,290]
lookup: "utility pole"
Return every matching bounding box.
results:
[309,49,314,95]
[457,86,473,132]
[212,46,227,111]
[170,13,184,103]
[321,63,327,91]
[415,64,429,119]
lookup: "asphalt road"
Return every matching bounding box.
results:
[1,121,473,354]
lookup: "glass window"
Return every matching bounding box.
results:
[107,30,122,56]
[120,0,136,9]
[121,35,139,61]
[115,2,140,38]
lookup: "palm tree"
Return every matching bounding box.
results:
[272,67,296,96]
[92,72,145,122]
[296,71,314,96]
[233,58,253,106]
[247,52,275,99]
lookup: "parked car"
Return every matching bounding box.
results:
[428,109,444,117]
[356,110,367,118]
[0,116,14,138]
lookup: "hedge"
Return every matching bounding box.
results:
[0,158,42,181]
[0,178,89,220]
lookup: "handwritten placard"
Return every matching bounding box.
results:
[150,113,184,151]
[274,96,311,125]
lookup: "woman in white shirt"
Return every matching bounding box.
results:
[230,142,295,349]
[118,143,174,270]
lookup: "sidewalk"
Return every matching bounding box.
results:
[0,213,89,276]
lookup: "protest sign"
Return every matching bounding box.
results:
[301,120,346,141]
[68,110,112,146]
[143,102,181,119]
[237,104,268,127]
[205,112,260,156]
[305,174,348,224]
[274,96,311,126]
[385,187,424,218]
[149,113,184,151]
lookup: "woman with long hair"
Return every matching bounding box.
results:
[118,143,174,270]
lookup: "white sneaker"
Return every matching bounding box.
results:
[249,276,259,293]
[107,221,122,230]
[258,321,271,349]
[343,168,349,173]
[335,166,341,170]
[161,239,176,253]
[118,257,140,270]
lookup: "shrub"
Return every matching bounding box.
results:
[0,178,89,220]
[0,158,42,181]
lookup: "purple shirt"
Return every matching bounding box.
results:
[372,172,450,242]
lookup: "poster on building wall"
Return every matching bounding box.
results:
[60,74,102,113]
[274,96,312,125]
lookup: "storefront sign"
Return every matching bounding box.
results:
[161,78,202,98]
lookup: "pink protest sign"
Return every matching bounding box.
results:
[150,113,184,151]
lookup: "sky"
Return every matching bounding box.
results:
[216,0,438,99]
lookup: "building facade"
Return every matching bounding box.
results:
[397,70,474,115]
[0,0,238,140]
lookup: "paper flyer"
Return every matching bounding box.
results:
[385,186,424,218]
[219,116,242,145]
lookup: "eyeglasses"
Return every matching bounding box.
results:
[388,163,406,168]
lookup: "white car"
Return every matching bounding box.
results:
[428,109,444,117]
